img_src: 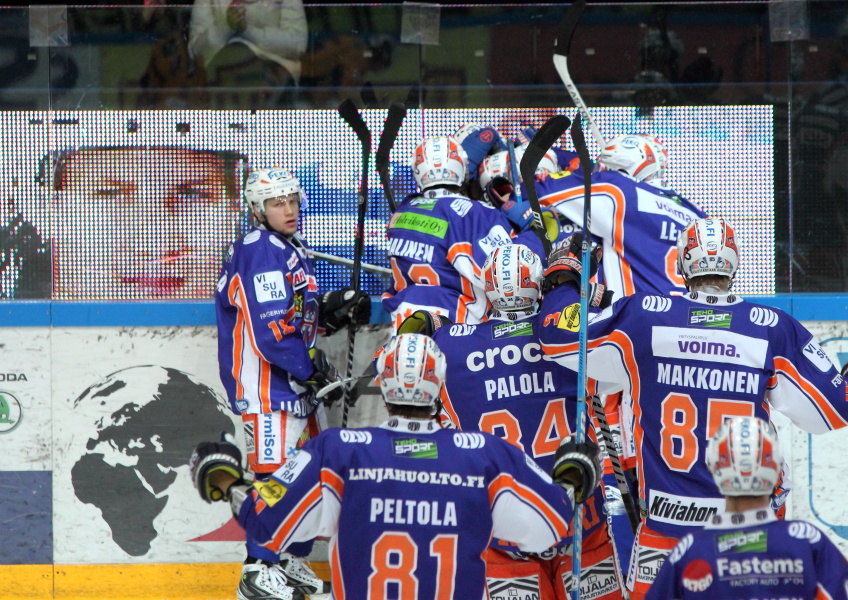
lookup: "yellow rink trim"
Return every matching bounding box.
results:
[0,562,331,600]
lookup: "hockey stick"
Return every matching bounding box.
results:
[376,102,407,213]
[553,0,605,149]
[590,394,640,534]
[337,99,372,427]
[312,250,391,276]
[519,114,570,256]
[506,139,524,205]
[569,112,593,600]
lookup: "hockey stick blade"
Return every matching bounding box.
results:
[376,102,407,213]
[519,114,570,255]
[553,0,585,58]
[553,0,605,149]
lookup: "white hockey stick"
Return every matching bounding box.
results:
[312,250,391,276]
[553,0,605,149]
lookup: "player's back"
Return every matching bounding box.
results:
[317,423,571,600]
[647,515,848,600]
[537,170,706,297]
[434,317,577,474]
[540,285,846,539]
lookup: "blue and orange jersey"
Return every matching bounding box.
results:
[382,188,549,329]
[215,227,320,417]
[433,315,609,551]
[539,284,848,539]
[646,509,848,600]
[236,418,574,600]
[536,170,707,299]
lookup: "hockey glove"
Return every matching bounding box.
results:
[841,362,848,378]
[319,288,372,335]
[190,432,244,503]
[459,125,507,180]
[543,233,602,288]
[398,310,453,336]
[551,434,602,505]
[541,209,561,245]
[296,348,345,407]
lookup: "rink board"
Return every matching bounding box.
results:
[0,320,844,598]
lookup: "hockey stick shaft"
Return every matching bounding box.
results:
[506,139,523,204]
[553,0,605,149]
[312,250,391,276]
[590,394,641,533]
[569,113,592,600]
[519,114,570,256]
[376,102,407,213]
[337,99,372,426]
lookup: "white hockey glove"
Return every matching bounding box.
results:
[551,434,602,505]
[190,432,245,503]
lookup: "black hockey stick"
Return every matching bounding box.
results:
[375,102,407,213]
[337,99,372,427]
[553,0,605,149]
[519,114,571,256]
[590,394,640,534]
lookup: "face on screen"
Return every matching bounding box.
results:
[52,147,243,300]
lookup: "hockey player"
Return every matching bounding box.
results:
[215,166,371,600]
[190,333,604,600]
[381,135,558,330]
[537,133,706,299]
[646,416,848,600]
[415,243,622,600]
[538,218,848,600]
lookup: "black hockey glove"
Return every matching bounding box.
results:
[398,310,453,336]
[190,432,244,503]
[551,434,602,505]
[319,288,372,335]
[295,348,345,407]
[544,233,602,288]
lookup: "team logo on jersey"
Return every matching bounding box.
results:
[391,212,449,239]
[648,491,723,525]
[643,296,673,312]
[717,529,767,553]
[254,271,287,302]
[492,320,533,339]
[557,303,581,331]
[409,197,437,210]
[252,480,287,507]
[286,253,298,269]
[802,338,834,373]
[749,306,779,327]
[486,575,540,600]
[290,268,307,290]
[682,559,714,592]
[275,449,312,485]
[339,430,372,444]
[689,308,732,329]
[393,438,438,458]
[449,324,476,336]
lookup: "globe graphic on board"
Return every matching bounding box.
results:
[70,365,235,556]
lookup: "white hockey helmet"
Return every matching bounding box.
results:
[244,167,306,215]
[478,150,512,190]
[598,134,661,182]
[482,244,544,311]
[676,218,739,281]
[411,136,468,190]
[640,135,668,181]
[377,333,446,408]
[706,416,782,496]
[513,143,559,182]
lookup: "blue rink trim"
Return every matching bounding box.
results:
[0,295,841,327]
[0,298,394,327]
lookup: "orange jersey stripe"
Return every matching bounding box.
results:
[540,183,635,295]
[269,482,323,552]
[488,473,569,539]
[321,467,345,500]
[774,356,848,430]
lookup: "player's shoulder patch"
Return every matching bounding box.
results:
[273,449,313,486]
[787,520,822,544]
[556,302,581,331]
[338,429,373,444]
[244,229,262,245]
[253,270,287,302]
[252,479,287,507]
